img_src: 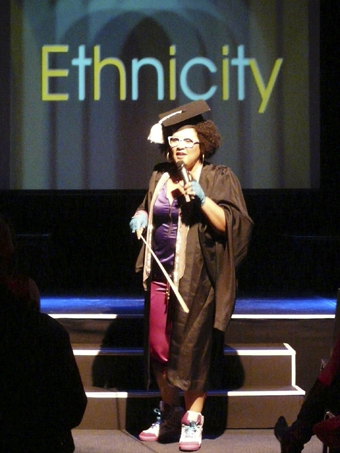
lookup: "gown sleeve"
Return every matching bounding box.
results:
[199,165,253,331]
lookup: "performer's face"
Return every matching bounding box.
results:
[169,127,201,172]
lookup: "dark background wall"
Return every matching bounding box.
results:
[0,189,339,298]
[1,1,339,298]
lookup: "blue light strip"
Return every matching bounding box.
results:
[40,296,336,316]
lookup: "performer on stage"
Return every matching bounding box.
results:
[129,100,253,451]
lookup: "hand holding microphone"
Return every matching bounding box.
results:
[176,160,190,185]
[176,160,206,206]
[188,180,206,205]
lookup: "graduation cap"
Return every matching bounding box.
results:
[148,100,211,144]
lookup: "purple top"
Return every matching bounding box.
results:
[152,183,179,279]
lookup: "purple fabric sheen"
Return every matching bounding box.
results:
[149,281,171,364]
[152,184,179,277]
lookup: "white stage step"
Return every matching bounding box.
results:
[72,343,305,430]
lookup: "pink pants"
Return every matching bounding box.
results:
[149,281,172,364]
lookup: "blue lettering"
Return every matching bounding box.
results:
[231,45,250,101]
[180,57,217,100]
[71,45,92,101]
[131,58,164,100]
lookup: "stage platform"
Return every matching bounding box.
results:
[36,293,340,431]
[41,293,338,397]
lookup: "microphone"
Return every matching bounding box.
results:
[176,160,190,185]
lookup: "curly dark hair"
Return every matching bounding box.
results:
[160,119,221,159]
[194,120,221,158]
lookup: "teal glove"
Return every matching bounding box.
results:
[190,181,206,206]
[129,211,148,233]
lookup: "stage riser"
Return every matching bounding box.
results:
[53,316,332,429]
[78,393,304,431]
[73,345,293,390]
[57,316,334,394]
[225,318,334,394]
[71,343,304,430]
[58,318,144,345]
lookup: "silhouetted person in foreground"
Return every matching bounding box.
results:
[0,284,87,452]
[274,329,340,452]
[0,216,40,311]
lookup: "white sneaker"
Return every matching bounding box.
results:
[179,411,204,451]
[139,407,162,442]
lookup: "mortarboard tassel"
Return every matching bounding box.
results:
[147,110,183,144]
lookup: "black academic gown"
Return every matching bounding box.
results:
[135,161,253,391]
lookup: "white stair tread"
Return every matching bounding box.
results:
[84,385,305,398]
[73,343,296,356]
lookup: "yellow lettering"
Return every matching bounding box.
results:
[93,45,126,100]
[41,45,69,101]
[169,45,176,100]
[222,45,229,100]
[249,58,283,113]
